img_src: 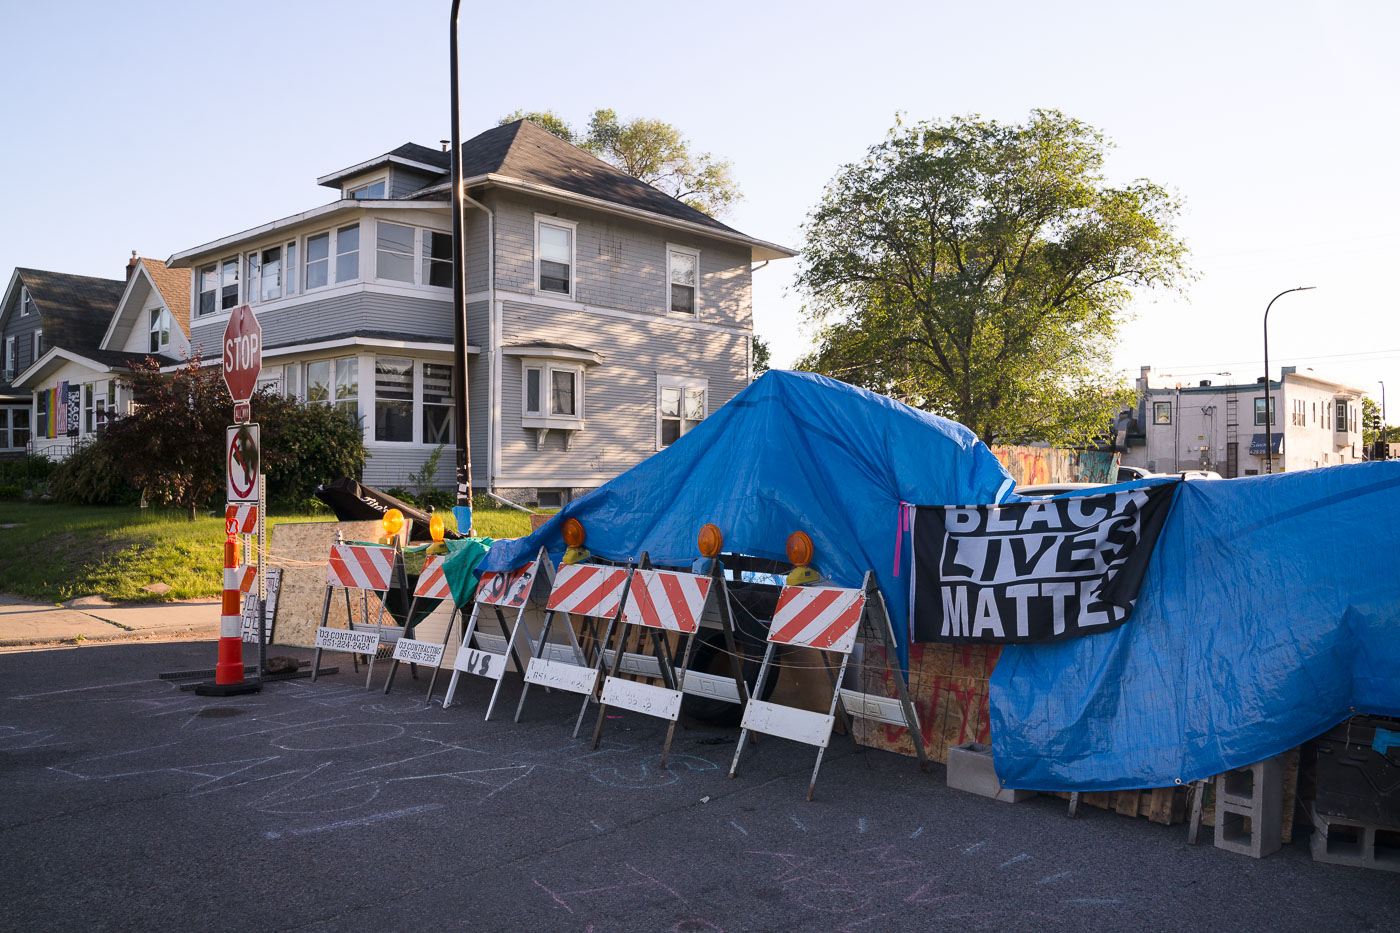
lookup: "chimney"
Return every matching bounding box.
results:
[440,139,450,152]
[126,250,139,280]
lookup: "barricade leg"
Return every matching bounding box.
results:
[660,632,697,768]
[514,608,561,723]
[364,591,389,690]
[383,595,421,695]
[589,614,633,749]
[805,650,853,801]
[346,589,359,674]
[484,606,528,721]
[310,586,334,682]
[573,612,618,738]
[443,604,483,709]
[729,642,778,778]
[424,607,459,703]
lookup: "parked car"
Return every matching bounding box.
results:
[1013,482,1107,497]
[1117,465,1156,483]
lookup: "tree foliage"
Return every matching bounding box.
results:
[99,357,366,518]
[753,335,771,377]
[499,108,741,216]
[1362,396,1397,447]
[794,111,1190,446]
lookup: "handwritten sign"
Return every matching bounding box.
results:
[241,568,281,644]
[525,657,598,695]
[315,627,380,654]
[391,638,445,667]
[452,647,505,681]
[600,677,682,722]
[740,699,835,748]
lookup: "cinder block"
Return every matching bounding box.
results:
[1214,756,1284,858]
[1310,807,1400,873]
[946,742,1035,803]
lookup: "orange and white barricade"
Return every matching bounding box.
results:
[590,557,753,766]
[513,560,635,736]
[729,571,929,800]
[382,554,455,697]
[441,548,553,719]
[311,533,406,689]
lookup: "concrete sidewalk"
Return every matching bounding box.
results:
[0,593,220,648]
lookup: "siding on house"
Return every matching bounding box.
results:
[188,290,455,356]
[1,289,43,393]
[390,166,441,199]
[494,300,748,487]
[486,191,752,330]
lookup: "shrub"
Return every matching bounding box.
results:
[260,401,366,509]
[0,455,55,491]
[0,484,20,500]
[47,437,141,505]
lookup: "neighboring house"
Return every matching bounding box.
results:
[0,267,127,459]
[1119,365,1366,476]
[9,254,191,459]
[166,120,794,504]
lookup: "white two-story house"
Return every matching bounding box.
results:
[167,120,794,505]
[1121,364,1366,476]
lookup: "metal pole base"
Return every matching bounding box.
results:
[193,680,261,697]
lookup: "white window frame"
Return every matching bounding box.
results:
[374,220,418,285]
[32,330,42,362]
[421,227,452,289]
[335,224,361,284]
[534,215,578,300]
[655,373,708,450]
[4,337,13,378]
[666,243,701,317]
[514,358,586,430]
[522,364,544,416]
[19,286,32,317]
[305,230,332,292]
[372,356,417,445]
[345,172,389,200]
[149,307,171,353]
[196,263,218,317]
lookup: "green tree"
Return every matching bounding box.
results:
[753,335,771,376]
[497,109,576,144]
[101,357,365,518]
[795,111,1189,446]
[1362,396,1396,448]
[499,108,741,216]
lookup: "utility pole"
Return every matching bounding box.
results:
[448,0,474,535]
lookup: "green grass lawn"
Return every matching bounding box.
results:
[0,501,536,604]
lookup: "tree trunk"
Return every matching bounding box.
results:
[187,503,197,521]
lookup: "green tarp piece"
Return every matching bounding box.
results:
[442,536,495,608]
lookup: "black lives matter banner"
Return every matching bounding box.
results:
[911,484,1176,644]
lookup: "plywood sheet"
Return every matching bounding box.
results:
[852,643,999,763]
[267,520,393,648]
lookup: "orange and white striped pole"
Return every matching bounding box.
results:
[215,530,244,684]
[196,513,261,696]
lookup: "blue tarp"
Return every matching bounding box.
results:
[481,370,1015,663]
[990,462,1400,790]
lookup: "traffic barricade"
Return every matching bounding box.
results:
[382,554,454,697]
[728,569,929,800]
[589,526,754,766]
[311,533,407,689]
[441,547,553,719]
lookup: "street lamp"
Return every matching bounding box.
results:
[448,0,474,535]
[1262,286,1316,474]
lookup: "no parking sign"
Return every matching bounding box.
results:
[227,423,260,503]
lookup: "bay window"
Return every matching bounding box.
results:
[305,357,359,422]
[259,246,282,301]
[198,264,218,316]
[423,230,452,288]
[220,257,239,310]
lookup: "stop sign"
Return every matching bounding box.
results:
[222,304,262,403]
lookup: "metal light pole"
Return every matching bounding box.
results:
[449,0,474,535]
[1380,380,1388,459]
[1262,286,1316,474]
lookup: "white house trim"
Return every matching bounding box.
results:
[13,347,115,389]
[501,345,602,365]
[316,154,447,188]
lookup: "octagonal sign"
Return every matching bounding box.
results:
[222,304,262,405]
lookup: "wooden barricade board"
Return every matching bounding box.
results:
[852,642,998,764]
[266,520,396,647]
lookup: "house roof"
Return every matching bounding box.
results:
[140,258,191,335]
[10,268,125,353]
[171,122,795,266]
[12,345,174,389]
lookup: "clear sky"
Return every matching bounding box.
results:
[3,0,1397,416]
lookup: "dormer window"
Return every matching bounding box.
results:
[347,178,386,199]
[19,286,34,317]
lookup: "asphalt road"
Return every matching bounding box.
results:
[2,641,1396,932]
